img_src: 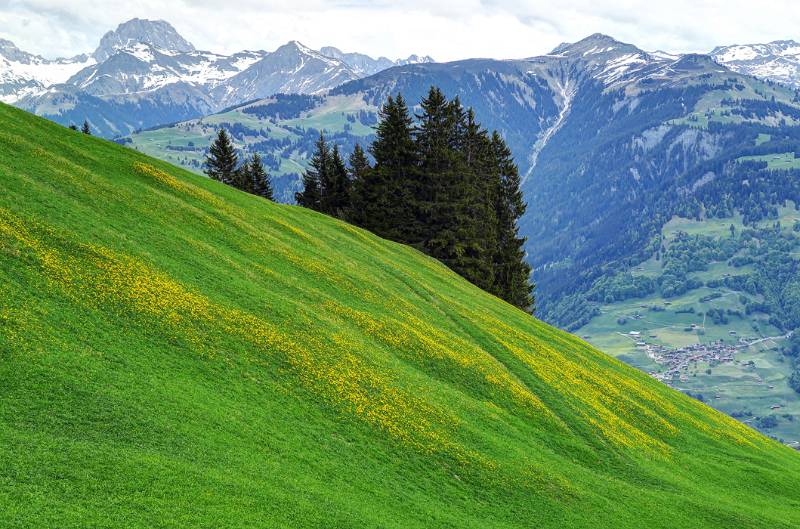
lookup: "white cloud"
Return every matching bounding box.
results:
[1,0,799,61]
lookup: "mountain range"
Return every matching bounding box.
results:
[711,40,800,89]
[0,18,433,137]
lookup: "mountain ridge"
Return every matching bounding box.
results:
[93,18,196,62]
[0,18,436,136]
[711,39,800,89]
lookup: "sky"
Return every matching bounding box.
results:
[1,0,799,62]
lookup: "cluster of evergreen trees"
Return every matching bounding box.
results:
[296,87,534,312]
[204,129,274,200]
[68,120,92,135]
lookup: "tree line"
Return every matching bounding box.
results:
[295,87,534,312]
[204,129,275,200]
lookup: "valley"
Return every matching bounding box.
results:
[578,204,800,445]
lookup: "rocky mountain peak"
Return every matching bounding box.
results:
[0,38,39,63]
[94,18,195,62]
[550,33,641,58]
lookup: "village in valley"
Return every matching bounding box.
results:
[621,328,788,385]
[610,324,799,449]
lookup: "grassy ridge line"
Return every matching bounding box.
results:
[1,102,800,528]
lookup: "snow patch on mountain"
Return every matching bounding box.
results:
[0,39,95,103]
[711,40,800,89]
[320,46,434,76]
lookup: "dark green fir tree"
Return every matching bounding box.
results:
[415,88,479,282]
[491,131,534,313]
[249,154,274,201]
[205,129,239,185]
[363,94,417,243]
[295,133,329,211]
[322,144,351,218]
[346,143,372,225]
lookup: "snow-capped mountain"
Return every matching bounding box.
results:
[319,46,434,76]
[68,43,268,96]
[0,18,434,136]
[711,40,800,89]
[0,39,93,103]
[539,33,729,89]
[210,41,358,107]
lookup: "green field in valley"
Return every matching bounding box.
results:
[578,206,800,446]
[737,152,800,170]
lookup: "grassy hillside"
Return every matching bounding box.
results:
[2,102,800,528]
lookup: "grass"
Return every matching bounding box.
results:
[737,152,800,170]
[2,102,800,528]
[668,80,800,130]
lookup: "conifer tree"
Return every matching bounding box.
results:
[248,154,274,200]
[296,133,329,211]
[205,129,239,185]
[322,144,351,218]
[361,94,418,243]
[347,143,372,225]
[415,88,482,283]
[232,161,254,194]
[69,124,78,131]
[461,108,498,292]
[491,131,534,312]
[81,120,91,135]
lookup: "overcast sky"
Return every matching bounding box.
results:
[1,0,799,61]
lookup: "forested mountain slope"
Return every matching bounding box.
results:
[2,103,800,527]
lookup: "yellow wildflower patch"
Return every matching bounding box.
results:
[322,300,561,425]
[1,208,479,461]
[132,161,224,208]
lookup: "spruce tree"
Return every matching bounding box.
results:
[81,120,91,135]
[347,143,372,225]
[362,94,418,243]
[296,133,329,211]
[461,108,498,292]
[491,131,534,312]
[205,129,239,185]
[69,124,78,131]
[249,154,274,200]
[415,88,482,283]
[232,161,254,194]
[322,144,351,218]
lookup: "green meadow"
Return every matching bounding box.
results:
[2,103,800,528]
